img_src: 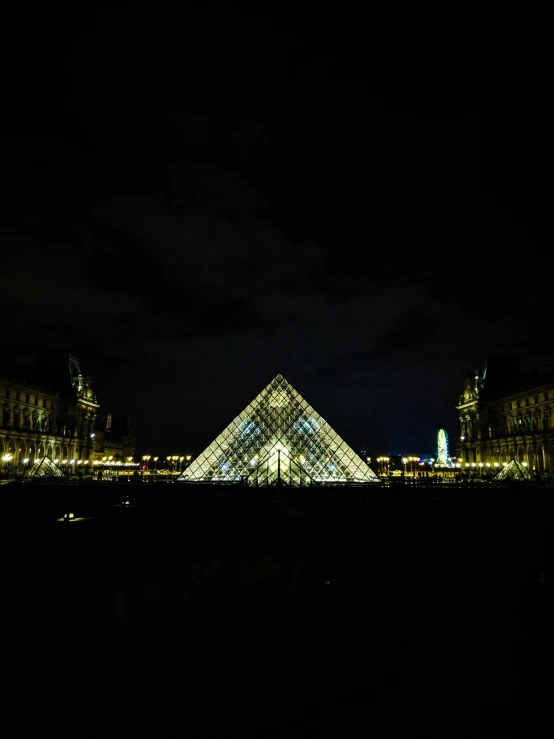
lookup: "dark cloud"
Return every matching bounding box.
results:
[2,30,551,457]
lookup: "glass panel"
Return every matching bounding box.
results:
[178,373,380,486]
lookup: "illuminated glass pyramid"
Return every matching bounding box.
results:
[177,374,380,487]
[492,458,534,481]
[24,456,66,479]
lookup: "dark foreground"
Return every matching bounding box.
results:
[2,482,553,734]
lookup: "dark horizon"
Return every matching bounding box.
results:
[3,349,553,462]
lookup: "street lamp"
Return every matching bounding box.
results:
[377,456,389,475]
[408,456,419,477]
[142,455,151,472]
[2,453,12,478]
[154,456,158,473]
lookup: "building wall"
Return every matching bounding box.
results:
[456,358,554,476]
[0,376,100,476]
[1,357,137,477]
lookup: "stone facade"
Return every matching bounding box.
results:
[0,354,134,477]
[456,355,554,476]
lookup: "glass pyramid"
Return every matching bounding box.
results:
[492,458,535,481]
[24,456,66,479]
[177,373,380,487]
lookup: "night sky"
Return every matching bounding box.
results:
[3,27,551,458]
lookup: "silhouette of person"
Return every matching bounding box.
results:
[514,568,554,720]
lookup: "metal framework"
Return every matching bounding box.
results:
[492,458,534,481]
[177,373,379,487]
[24,455,67,479]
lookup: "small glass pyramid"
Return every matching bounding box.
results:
[177,373,380,487]
[24,456,66,479]
[492,458,534,481]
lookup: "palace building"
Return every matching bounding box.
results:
[0,354,135,477]
[456,355,554,476]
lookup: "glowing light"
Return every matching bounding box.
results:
[436,429,449,466]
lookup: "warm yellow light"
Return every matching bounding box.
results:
[523,462,528,467]
[486,463,490,467]
[494,463,499,467]
[479,463,483,467]
[154,457,158,461]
